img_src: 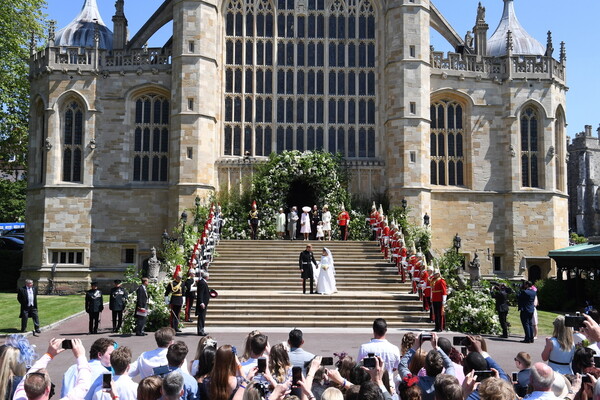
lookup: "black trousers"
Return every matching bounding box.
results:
[170,304,182,330]
[250,223,259,240]
[21,306,40,331]
[498,311,509,336]
[303,277,314,294]
[88,312,100,333]
[135,315,147,335]
[520,310,534,342]
[197,307,207,334]
[340,226,348,240]
[432,301,444,331]
[112,310,123,331]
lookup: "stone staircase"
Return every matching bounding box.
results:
[190,240,433,329]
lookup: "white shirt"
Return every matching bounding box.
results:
[524,391,562,400]
[27,287,34,306]
[128,347,189,379]
[93,375,138,400]
[357,338,401,379]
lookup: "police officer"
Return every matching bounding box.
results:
[109,279,128,333]
[85,281,104,334]
[165,271,186,332]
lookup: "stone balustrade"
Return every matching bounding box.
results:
[431,51,565,83]
[29,46,172,77]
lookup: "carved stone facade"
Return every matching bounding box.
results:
[24,0,568,291]
[568,125,600,237]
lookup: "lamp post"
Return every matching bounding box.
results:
[401,198,407,214]
[194,196,201,227]
[423,213,430,227]
[453,233,461,254]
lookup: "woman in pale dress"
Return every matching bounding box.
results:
[321,205,332,241]
[300,206,311,241]
[317,247,337,294]
[276,208,286,239]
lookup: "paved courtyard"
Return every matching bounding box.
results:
[16,307,547,393]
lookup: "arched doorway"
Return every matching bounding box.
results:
[286,178,318,239]
[528,265,541,284]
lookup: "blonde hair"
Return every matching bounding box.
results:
[0,345,27,400]
[268,343,291,383]
[409,349,427,376]
[552,316,574,351]
[322,387,344,400]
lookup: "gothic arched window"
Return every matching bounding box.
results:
[555,108,565,192]
[62,101,84,182]
[430,100,465,186]
[223,0,377,158]
[520,106,539,188]
[133,94,169,182]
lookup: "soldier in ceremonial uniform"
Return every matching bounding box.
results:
[369,202,379,240]
[337,206,350,241]
[196,270,211,336]
[299,244,318,294]
[165,266,186,332]
[419,265,433,322]
[109,279,128,333]
[381,219,391,259]
[431,268,448,332]
[248,201,260,240]
[85,281,104,334]
[398,238,408,283]
[184,271,197,322]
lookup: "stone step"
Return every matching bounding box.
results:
[200,317,433,328]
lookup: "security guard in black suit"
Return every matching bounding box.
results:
[85,282,104,334]
[109,279,128,332]
[165,273,186,332]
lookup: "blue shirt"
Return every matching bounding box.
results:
[62,359,109,398]
[167,366,198,400]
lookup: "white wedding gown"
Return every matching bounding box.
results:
[317,252,337,294]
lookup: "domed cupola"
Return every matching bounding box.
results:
[487,0,544,57]
[55,0,113,49]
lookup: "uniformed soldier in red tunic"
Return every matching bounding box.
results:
[431,269,448,332]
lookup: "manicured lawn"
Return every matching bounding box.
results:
[507,306,560,337]
[0,293,84,334]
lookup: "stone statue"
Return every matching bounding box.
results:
[469,252,481,284]
[465,31,474,49]
[477,3,486,22]
[147,246,161,282]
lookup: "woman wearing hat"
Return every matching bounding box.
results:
[300,206,311,241]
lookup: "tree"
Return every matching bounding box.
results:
[0,178,26,222]
[0,0,47,167]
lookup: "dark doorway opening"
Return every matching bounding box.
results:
[528,265,541,284]
[286,179,318,239]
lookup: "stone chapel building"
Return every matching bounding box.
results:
[24,0,568,290]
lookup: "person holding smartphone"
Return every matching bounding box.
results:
[358,318,401,394]
[91,347,138,400]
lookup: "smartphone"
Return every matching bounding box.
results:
[420,333,432,341]
[62,339,73,350]
[321,357,334,366]
[102,373,112,389]
[582,375,591,383]
[292,366,303,385]
[475,370,494,382]
[512,372,518,382]
[152,365,170,376]
[453,336,467,346]
[257,357,267,374]
[461,347,468,356]
[594,356,600,367]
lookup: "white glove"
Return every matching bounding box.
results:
[164,296,170,305]
[442,295,447,304]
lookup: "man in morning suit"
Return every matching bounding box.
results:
[17,279,40,334]
[109,279,128,333]
[196,270,210,336]
[518,280,536,343]
[136,277,149,336]
[299,244,318,294]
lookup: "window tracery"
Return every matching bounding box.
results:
[430,100,465,186]
[62,101,84,182]
[224,0,376,158]
[132,94,169,182]
[520,106,539,188]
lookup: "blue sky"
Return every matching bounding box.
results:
[45,0,599,138]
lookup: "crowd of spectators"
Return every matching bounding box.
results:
[2,315,600,400]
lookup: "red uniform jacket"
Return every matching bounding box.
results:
[431,277,448,302]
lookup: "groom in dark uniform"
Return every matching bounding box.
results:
[196,270,210,336]
[299,244,318,294]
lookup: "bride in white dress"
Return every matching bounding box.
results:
[317,247,337,294]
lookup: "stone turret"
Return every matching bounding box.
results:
[55,0,113,49]
[487,0,544,57]
[473,2,489,57]
[112,0,128,50]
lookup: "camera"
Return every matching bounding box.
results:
[62,339,73,350]
[512,372,518,382]
[474,370,494,382]
[363,353,376,368]
[564,313,586,329]
[420,333,432,341]
[582,375,591,383]
[321,357,334,366]
[453,336,467,346]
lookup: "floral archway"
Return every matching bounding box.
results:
[250,151,351,238]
